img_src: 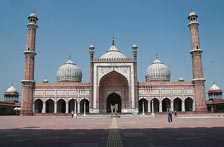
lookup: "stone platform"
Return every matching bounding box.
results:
[0,113,224,147]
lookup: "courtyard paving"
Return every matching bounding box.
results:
[0,114,224,147]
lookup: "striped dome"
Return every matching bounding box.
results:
[145,56,171,81]
[56,57,82,82]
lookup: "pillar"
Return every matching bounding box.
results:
[148,100,151,113]
[182,100,185,112]
[159,101,162,112]
[42,102,46,113]
[171,100,174,112]
[54,102,57,113]
[66,102,68,113]
[83,101,86,116]
[151,100,155,115]
[77,100,80,113]
[32,103,35,113]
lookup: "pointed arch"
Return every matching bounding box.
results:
[139,98,148,113]
[174,97,182,112]
[34,99,43,113]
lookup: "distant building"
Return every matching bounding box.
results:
[207,83,224,113]
[0,85,20,115]
[20,11,207,116]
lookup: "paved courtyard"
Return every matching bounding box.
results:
[0,114,224,147]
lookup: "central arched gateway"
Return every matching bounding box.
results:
[99,71,129,113]
[107,93,121,113]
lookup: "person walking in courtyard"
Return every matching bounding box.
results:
[168,108,172,123]
[174,110,177,117]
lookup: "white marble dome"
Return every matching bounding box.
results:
[56,57,82,82]
[100,45,126,59]
[145,56,171,81]
[209,83,221,91]
[6,85,17,93]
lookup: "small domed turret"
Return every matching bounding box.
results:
[6,85,17,93]
[208,83,222,99]
[28,11,38,25]
[4,84,19,101]
[43,78,49,83]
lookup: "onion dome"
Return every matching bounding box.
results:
[100,37,127,59]
[56,56,82,82]
[145,54,171,81]
[6,85,17,93]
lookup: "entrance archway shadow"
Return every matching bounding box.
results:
[107,93,121,113]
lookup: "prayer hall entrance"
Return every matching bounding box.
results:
[107,93,121,113]
[99,71,129,113]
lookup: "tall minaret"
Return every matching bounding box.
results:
[21,12,38,115]
[188,11,207,112]
[89,44,95,112]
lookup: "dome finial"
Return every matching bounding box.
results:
[69,52,71,60]
[156,53,158,59]
[112,35,115,46]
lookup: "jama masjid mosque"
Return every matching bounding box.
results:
[21,11,208,115]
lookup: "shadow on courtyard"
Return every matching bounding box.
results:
[0,127,224,147]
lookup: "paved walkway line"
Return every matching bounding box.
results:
[107,117,122,147]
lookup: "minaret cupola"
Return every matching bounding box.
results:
[28,11,38,25]
[188,11,198,25]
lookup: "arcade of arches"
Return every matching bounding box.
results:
[33,98,89,114]
[99,71,129,113]
[138,97,194,113]
[34,97,194,114]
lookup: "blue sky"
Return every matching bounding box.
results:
[0,0,224,101]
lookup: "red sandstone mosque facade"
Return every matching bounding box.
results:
[21,11,208,116]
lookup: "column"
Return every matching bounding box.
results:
[74,100,77,116]
[151,100,155,115]
[83,101,86,116]
[42,102,46,113]
[148,100,151,113]
[77,100,80,113]
[32,103,35,113]
[171,100,174,112]
[66,102,68,113]
[193,101,195,111]
[182,100,185,112]
[159,101,162,112]
[54,102,57,113]
[142,101,145,115]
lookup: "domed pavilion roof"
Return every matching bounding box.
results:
[6,85,17,93]
[209,83,222,93]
